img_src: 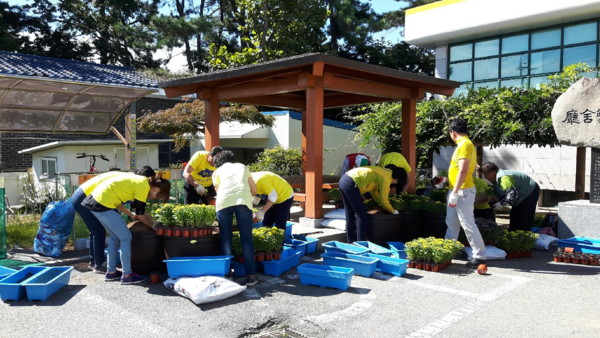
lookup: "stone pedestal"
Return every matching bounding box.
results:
[558,200,600,238]
[299,217,324,228]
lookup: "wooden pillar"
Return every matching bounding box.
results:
[301,110,307,174]
[125,102,137,171]
[575,146,586,199]
[304,85,324,218]
[401,98,417,193]
[204,97,220,150]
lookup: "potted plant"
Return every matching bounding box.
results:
[153,204,177,237]
[232,232,244,263]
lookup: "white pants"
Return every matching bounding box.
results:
[445,187,487,260]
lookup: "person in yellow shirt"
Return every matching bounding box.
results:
[82,173,170,285]
[378,152,411,193]
[339,166,405,243]
[251,171,294,231]
[445,118,486,268]
[473,177,495,221]
[183,147,222,205]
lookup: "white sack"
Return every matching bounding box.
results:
[464,245,506,261]
[164,276,246,305]
[533,234,559,251]
[324,209,346,219]
[321,218,346,231]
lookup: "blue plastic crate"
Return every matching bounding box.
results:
[23,267,74,301]
[353,241,395,257]
[321,252,378,277]
[297,264,354,291]
[263,249,301,277]
[231,260,250,277]
[291,235,318,254]
[0,266,16,280]
[253,222,294,238]
[284,238,308,256]
[557,237,600,254]
[365,253,408,277]
[387,242,407,259]
[0,266,47,301]
[104,247,122,266]
[322,241,369,255]
[163,255,233,278]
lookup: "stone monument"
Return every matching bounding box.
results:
[551,78,600,238]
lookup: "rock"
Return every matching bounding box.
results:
[551,78,600,148]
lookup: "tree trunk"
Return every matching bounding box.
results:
[196,0,206,72]
[260,0,269,61]
[176,0,194,72]
[327,0,339,53]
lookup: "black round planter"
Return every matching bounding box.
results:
[163,234,221,258]
[401,210,424,242]
[131,231,166,274]
[424,212,447,239]
[366,213,402,246]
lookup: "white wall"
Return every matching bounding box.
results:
[433,145,587,192]
[0,172,27,207]
[406,0,600,48]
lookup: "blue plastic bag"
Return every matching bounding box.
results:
[33,200,76,257]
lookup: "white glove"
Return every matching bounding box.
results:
[448,192,459,207]
[195,185,206,195]
[493,202,503,210]
[392,210,399,215]
[254,210,265,221]
[252,196,261,206]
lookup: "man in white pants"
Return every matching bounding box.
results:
[445,118,486,268]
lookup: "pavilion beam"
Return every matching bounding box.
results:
[212,74,308,100]
[228,95,306,111]
[402,97,417,193]
[323,73,422,100]
[304,81,324,219]
[324,95,396,109]
[203,90,220,150]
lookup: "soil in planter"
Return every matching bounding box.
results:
[128,221,154,233]
[163,234,221,258]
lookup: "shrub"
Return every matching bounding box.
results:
[248,144,303,176]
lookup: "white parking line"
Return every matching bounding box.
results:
[303,283,376,325]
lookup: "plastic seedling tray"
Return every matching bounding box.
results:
[252,222,294,238]
[322,241,369,255]
[353,241,395,257]
[365,253,409,277]
[297,264,354,291]
[0,266,16,280]
[284,238,308,256]
[23,267,74,301]
[231,260,250,277]
[291,235,318,254]
[163,255,233,278]
[387,242,407,259]
[0,266,47,301]
[557,237,600,254]
[321,252,378,277]
[263,249,301,277]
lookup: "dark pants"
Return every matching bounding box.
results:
[474,208,496,222]
[217,205,255,275]
[262,197,293,230]
[339,175,368,243]
[184,182,216,205]
[71,188,106,268]
[509,183,540,232]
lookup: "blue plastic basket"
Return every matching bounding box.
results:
[284,238,308,256]
[557,237,600,254]
[322,241,369,255]
[253,222,294,238]
[104,247,122,266]
[0,266,47,301]
[387,242,407,259]
[297,264,354,291]
[23,267,74,301]
[321,252,378,277]
[291,235,318,254]
[231,260,250,277]
[365,253,408,277]
[263,249,301,277]
[353,241,395,257]
[163,255,233,278]
[0,266,16,280]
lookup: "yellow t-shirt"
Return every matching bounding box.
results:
[378,152,412,174]
[90,173,150,209]
[80,171,123,196]
[188,151,216,188]
[448,136,476,190]
[347,166,394,213]
[251,171,294,204]
[212,163,253,212]
[473,177,491,210]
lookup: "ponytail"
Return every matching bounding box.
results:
[148,173,171,202]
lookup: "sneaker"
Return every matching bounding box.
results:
[121,272,146,285]
[105,270,123,281]
[245,275,259,287]
[466,259,487,269]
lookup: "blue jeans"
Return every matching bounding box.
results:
[262,197,293,230]
[91,210,133,275]
[71,188,106,267]
[217,205,255,275]
[339,175,368,243]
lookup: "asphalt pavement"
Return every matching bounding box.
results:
[1,249,599,338]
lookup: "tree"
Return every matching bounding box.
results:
[0,2,35,53]
[383,0,442,29]
[137,99,275,151]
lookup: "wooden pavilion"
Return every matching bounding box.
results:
[160,54,460,219]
